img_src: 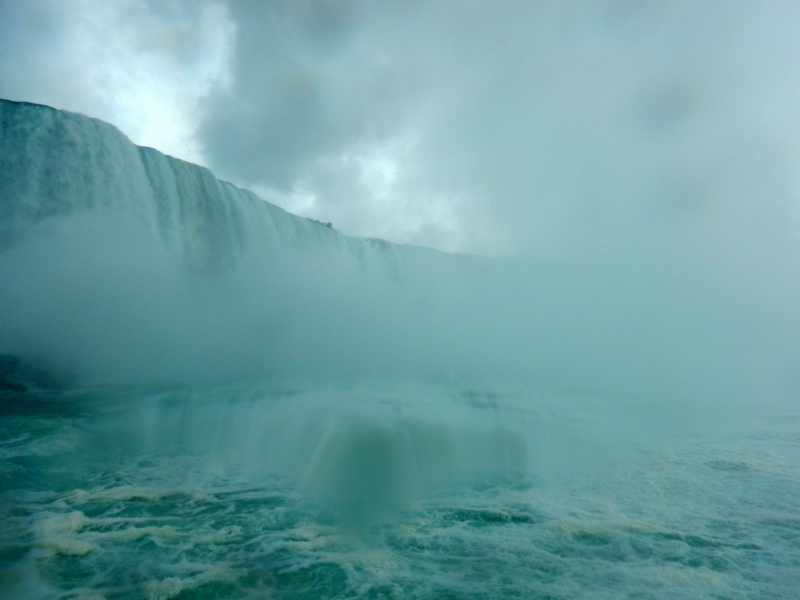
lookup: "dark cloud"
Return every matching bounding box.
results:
[199,0,411,188]
[195,0,800,254]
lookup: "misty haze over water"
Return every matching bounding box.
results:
[2,2,800,597]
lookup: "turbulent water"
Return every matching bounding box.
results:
[2,99,800,598]
[2,383,800,599]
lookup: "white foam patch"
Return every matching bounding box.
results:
[144,577,183,600]
[31,511,95,556]
[192,525,242,545]
[34,510,89,535]
[36,537,96,556]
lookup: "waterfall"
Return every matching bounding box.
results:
[0,98,444,271]
[0,99,478,385]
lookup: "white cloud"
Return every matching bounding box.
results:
[0,0,234,164]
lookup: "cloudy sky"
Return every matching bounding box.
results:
[3,0,800,257]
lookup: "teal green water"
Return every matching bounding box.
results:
[2,384,799,599]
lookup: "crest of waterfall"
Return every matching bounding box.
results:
[0,99,448,273]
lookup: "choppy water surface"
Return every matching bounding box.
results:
[1,383,799,599]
